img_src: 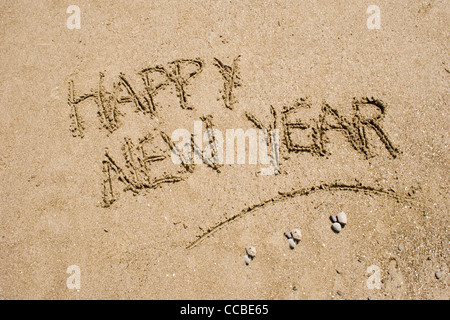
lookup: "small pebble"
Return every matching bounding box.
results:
[291,229,302,242]
[293,286,297,291]
[246,246,256,259]
[368,296,373,300]
[337,212,347,225]
[337,290,343,296]
[332,222,342,233]
[285,231,292,239]
[435,272,442,280]
[288,238,296,249]
[244,255,250,265]
[330,215,337,223]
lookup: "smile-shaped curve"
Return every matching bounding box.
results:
[186,182,421,249]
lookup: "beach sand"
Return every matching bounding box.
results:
[0,0,448,299]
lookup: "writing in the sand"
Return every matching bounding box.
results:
[67,57,400,207]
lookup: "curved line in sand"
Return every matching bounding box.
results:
[186,183,419,250]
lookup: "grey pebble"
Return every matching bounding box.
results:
[285,231,292,239]
[332,222,342,233]
[435,272,442,279]
[337,290,343,296]
[288,238,296,249]
[244,254,250,265]
[330,215,337,223]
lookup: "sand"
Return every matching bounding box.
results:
[0,0,448,299]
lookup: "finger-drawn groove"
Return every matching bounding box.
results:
[186,183,420,249]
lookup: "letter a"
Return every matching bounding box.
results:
[66,265,81,290]
[366,5,381,29]
[366,265,381,289]
[67,5,81,30]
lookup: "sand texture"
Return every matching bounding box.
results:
[0,0,448,299]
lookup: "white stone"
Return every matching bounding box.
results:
[288,238,296,249]
[246,246,256,258]
[337,212,347,225]
[291,229,302,242]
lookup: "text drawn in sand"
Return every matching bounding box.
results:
[67,57,400,207]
